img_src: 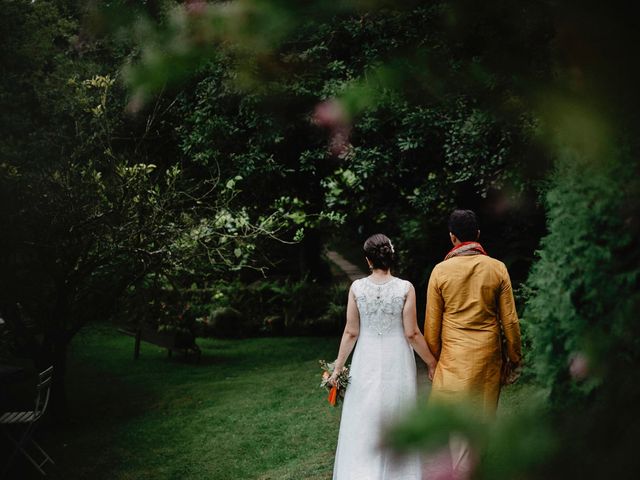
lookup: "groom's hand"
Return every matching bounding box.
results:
[505,363,521,385]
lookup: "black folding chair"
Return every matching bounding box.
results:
[1,366,55,477]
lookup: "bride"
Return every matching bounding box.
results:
[329,233,437,480]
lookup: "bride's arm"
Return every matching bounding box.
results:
[330,286,360,384]
[403,284,438,380]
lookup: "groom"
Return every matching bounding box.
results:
[424,209,521,416]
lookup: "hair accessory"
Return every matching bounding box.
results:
[389,241,395,254]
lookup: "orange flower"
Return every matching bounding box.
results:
[322,371,330,380]
[328,386,338,406]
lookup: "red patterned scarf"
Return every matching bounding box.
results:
[444,241,488,261]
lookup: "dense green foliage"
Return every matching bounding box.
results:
[522,151,640,477]
[0,0,294,413]
[526,154,639,400]
[134,2,548,291]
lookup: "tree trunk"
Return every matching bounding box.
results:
[299,228,331,282]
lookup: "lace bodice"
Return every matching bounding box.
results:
[352,277,411,336]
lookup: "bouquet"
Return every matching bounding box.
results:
[319,360,350,406]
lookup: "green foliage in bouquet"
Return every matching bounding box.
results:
[319,360,350,406]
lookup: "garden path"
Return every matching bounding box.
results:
[324,250,367,281]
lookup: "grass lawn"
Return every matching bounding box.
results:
[6,326,540,479]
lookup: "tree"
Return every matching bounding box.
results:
[119,1,548,286]
[0,1,292,416]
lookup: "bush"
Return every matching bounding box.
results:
[524,153,640,403]
[205,307,244,339]
[303,282,349,335]
[523,150,640,478]
[186,276,349,337]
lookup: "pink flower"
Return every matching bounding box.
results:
[125,92,145,115]
[185,0,208,15]
[569,352,590,380]
[328,127,352,158]
[312,99,352,157]
[312,99,348,129]
[422,442,475,480]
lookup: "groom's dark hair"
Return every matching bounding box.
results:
[448,209,479,242]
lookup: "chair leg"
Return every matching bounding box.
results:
[14,444,47,476]
[2,424,53,476]
[2,424,35,477]
[30,438,55,467]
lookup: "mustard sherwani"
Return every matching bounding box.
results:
[424,254,521,415]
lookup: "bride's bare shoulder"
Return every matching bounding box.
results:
[399,278,414,294]
[349,277,364,293]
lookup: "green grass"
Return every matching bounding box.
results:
[9,326,541,479]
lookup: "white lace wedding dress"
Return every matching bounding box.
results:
[333,276,421,480]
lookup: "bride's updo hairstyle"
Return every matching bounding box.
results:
[363,233,395,271]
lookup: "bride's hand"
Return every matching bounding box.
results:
[328,371,340,387]
[427,361,437,381]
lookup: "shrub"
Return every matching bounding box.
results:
[524,152,640,404]
[182,276,346,337]
[306,282,349,335]
[523,150,640,477]
[206,307,244,339]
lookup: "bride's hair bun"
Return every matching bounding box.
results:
[363,233,395,270]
